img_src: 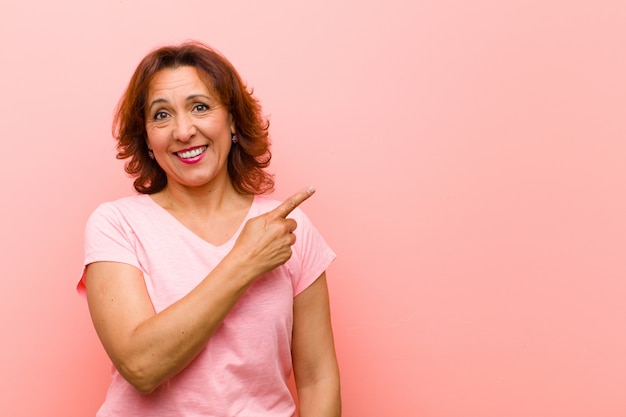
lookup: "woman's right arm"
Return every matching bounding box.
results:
[86,255,251,394]
[85,187,314,393]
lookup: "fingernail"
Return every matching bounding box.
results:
[306,186,316,194]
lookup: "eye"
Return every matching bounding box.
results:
[192,103,209,112]
[153,110,170,121]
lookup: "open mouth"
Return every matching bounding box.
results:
[176,145,207,159]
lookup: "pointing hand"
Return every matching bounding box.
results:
[228,186,316,278]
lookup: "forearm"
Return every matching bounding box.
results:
[297,376,341,417]
[90,258,257,393]
[291,274,341,416]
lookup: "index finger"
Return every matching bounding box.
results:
[271,186,316,218]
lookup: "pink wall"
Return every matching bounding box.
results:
[1,1,625,416]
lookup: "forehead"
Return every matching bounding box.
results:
[147,66,216,98]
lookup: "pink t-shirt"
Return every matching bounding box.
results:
[78,194,336,417]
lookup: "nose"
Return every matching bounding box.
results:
[173,114,197,142]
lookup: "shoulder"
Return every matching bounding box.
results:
[89,194,153,219]
[86,194,158,235]
[95,194,153,212]
[251,194,281,210]
[252,194,308,221]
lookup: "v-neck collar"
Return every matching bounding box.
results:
[143,193,258,250]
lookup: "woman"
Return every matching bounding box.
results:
[78,41,341,417]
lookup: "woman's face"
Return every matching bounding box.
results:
[145,65,235,191]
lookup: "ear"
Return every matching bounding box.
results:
[229,113,236,135]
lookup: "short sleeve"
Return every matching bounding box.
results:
[290,208,336,296]
[76,203,142,296]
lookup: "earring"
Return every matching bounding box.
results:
[148,149,155,160]
[231,133,239,144]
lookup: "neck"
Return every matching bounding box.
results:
[156,179,247,217]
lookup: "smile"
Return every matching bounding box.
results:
[175,145,207,159]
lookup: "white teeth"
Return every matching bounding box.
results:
[177,146,207,159]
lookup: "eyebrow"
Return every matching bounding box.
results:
[186,94,212,102]
[147,98,168,111]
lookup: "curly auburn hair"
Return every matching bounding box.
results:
[113,41,274,195]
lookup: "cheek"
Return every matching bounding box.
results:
[145,128,166,148]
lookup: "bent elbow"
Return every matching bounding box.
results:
[130,379,160,395]
[115,360,163,394]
